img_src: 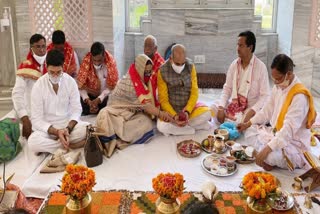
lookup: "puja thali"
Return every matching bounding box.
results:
[201,154,238,177]
[177,140,202,158]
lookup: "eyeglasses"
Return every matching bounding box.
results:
[32,45,46,50]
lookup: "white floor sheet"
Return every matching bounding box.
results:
[1,93,320,201]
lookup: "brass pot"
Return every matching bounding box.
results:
[247,197,272,214]
[66,193,92,214]
[155,197,180,214]
[213,135,225,153]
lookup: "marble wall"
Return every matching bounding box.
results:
[276,0,294,55]
[124,7,277,75]
[0,0,19,86]
[112,0,126,76]
[291,0,319,95]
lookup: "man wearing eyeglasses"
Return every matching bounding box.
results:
[28,50,88,154]
[12,34,47,140]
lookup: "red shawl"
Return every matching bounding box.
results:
[129,64,159,107]
[47,42,77,76]
[77,51,119,97]
[16,51,47,80]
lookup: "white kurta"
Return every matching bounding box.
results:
[245,76,311,169]
[212,55,270,114]
[12,76,37,119]
[28,73,88,153]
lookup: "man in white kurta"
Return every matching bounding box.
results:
[237,54,316,171]
[12,34,47,140]
[212,31,269,124]
[28,50,88,154]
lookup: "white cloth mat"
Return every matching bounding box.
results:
[2,95,320,201]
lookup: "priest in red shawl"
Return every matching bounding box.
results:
[144,35,165,76]
[77,42,119,115]
[12,34,47,139]
[96,54,173,157]
[47,30,79,77]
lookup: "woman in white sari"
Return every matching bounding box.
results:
[96,54,172,157]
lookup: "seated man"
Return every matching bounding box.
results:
[157,44,211,136]
[143,35,165,74]
[212,31,269,124]
[237,54,316,171]
[47,30,79,77]
[77,42,119,115]
[12,34,47,140]
[96,54,173,157]
[28,50,88,154]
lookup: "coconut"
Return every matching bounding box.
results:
[244,146,255,158]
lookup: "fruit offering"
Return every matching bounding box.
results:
[178,111,187,121]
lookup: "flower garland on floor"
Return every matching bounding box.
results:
[242,172,278,200]
[152,173,185,199]
[60,164,96,200]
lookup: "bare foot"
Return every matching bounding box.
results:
[262,162,273,171]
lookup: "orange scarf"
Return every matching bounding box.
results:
[16,51,47,80]
[47,42,77,76]
[77,51,119,97]
[275,83,317,131]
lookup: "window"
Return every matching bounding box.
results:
[28,0,92,48]
[126,0,149,31]
[310,0,320,47]
[254,0,277,32]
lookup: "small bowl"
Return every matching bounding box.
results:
[217,129,229,141]
[226,140,236,148]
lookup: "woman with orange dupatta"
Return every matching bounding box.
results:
[96,54,173,158]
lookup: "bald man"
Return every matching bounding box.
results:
[144,35,165,75]
[157,44,212,136]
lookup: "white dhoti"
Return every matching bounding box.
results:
[28,121,89,154]
[244,125,308,169]
[157,111,211,136]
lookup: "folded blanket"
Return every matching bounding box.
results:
[40,149,81,173]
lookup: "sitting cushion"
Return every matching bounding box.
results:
[197,73,226,89]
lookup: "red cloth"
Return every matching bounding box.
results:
[150,51,165,84]
[129,64,159,107]
[47,42,77,76]
[77,51,119,97]
[16,51,47,80]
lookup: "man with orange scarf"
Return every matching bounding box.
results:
[96,54,172,157]
[237,54,316,171]
[12,34,47,139]
[144,35,165,75]
[47,30,79,77]
[77,42,119,115]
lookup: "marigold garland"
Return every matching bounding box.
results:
[242,172,278,200]
[152,173,185,199]
[61,164,96,200]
